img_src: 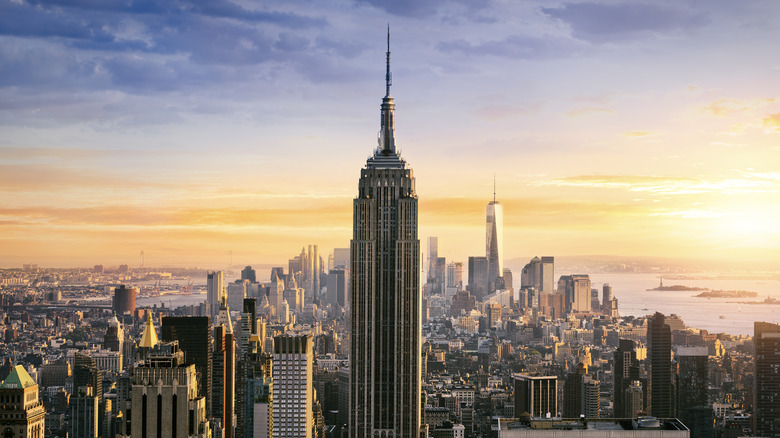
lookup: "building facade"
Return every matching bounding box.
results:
[0,365,45,438]
[113,285,137,315]
[613,339,640,418]
[207,271,224,320]
[514,374,557,418]
[273,335,313,437]
[160,316,213,417]
[648,312,673,418]
[676,346,711,438]
[130,343,210,438]
[467,256,488,301]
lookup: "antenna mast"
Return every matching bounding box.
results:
[385,25,392,97]
[493,174,496,203]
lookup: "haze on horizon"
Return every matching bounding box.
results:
[1,0,779,269]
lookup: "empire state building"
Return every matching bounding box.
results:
[350,30,422,438]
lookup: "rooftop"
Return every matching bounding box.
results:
[497,417,689,432]
[0,365,37,389]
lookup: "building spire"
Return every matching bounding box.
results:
[376,25,396,157]
[493,173,496,203]
[385,24,392,98]
[367,25,405,169]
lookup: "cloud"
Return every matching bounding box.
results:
[701,98,776,117]
[762,112,780,132]
[474,104,541,120]
[542,174,778,195]
[314,37,369,59]
[356,0,439,17]
[420,195,649,230]
[0,1,113,40]
[566,106,614,117]
[355,0,493,19]
[0,164,168,191]
[0,205,350,229]
[0,147,126,161]
[0,0,329,95]
[437,34,580,59]
[542,2,709,43]
[32,0,326,28]
[624,131,652,137]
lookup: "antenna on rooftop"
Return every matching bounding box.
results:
[493,173,496,203]
[385,24,392,97]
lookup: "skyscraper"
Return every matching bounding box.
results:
[326,268,347,308]
[244,338,272,438]
[130,342,210,438]
[74,352,103,409]
[676,346,711,438]
[563,363,586,418]
[241,265,256,283]
[350,30,421,438]
[514,374,557,418]
[486,185,503,292]
[613,339,640,418]
[427,236,438,283]
[213,293,235,438]
[559,274,591,313]
[104,313,124,353]
[160,316,213,417]
[647,312,673,418]
[446,262,463,290]
[273,335,313,437]
[540,256,554,293]
[70,385,98,438]
[754,321,780,438]
[113,285,137,315]
[207,271,224,320]
[467,256,488,301]
[0,365,46,438]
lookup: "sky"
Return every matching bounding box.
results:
[1,0,780,269]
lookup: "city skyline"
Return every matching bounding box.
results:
[2,0,780,268]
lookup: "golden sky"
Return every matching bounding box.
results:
[1,1,779,269]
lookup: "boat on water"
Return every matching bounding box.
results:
[719,315,726,319]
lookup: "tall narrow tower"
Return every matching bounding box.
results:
[647,312,672,418]
[350,28,421,438]
[486,177,503,293]
[207,271,224,320]
[754,321,780,438]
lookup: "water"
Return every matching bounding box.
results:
[136,293,207,310]
[590,273,780,336]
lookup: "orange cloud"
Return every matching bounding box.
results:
[543,174,777,195]
[0,164,168,191]
[762,112,780,132]
[0,205,352,229]
[700,98,775,117]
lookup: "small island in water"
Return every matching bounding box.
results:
[695,290,759,298]
[646,278,708,292]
